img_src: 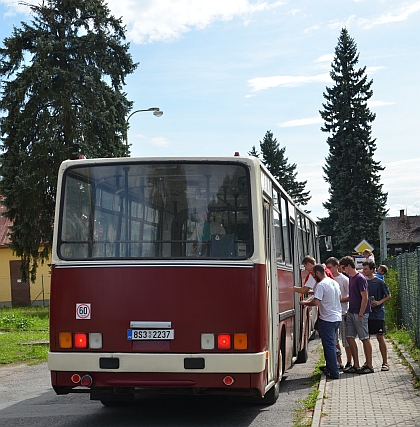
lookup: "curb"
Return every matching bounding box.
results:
[311,373,326,427]
[389,338,420,379]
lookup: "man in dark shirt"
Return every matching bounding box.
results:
[339,256,373,374]
[362,261,392,371]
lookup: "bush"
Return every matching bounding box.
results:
[0,313,34,330]
[384,267,399,331]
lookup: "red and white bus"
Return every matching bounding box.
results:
[48,155,320,405]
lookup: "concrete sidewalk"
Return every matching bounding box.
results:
[312,337,420,427]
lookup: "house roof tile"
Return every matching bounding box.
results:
[0,196,12,247]
[385,215,420,244]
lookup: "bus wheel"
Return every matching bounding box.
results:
[100,399,132,407]
[296,322,309,363]
[263,381,280,405]
[261,347,283,405]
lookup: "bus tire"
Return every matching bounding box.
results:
[100,398,134,407]
[296,321,309,364]
[261,346,283,405]
[100,399,125,407]
[263,381,280,405]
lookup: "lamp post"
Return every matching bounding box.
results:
[126,107,163,145]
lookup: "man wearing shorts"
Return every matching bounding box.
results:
[362,261,392,371]
[339,256,373,374]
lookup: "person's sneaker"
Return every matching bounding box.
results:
[338,364,344,370]
[357,365,374,374]
[344,362,352,369]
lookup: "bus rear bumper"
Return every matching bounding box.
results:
[48,351,266,373]
[49,351,268,397]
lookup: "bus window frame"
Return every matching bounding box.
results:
[56,160,254,262]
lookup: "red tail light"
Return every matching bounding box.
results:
[71,374,81,384]
[81,375,92,387]
[217,334,231,349]
[223,376,234,386]
[74,333,87,348]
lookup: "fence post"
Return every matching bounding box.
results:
[416,247,420,346]
[42,274,45,307]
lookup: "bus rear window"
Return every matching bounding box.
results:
[58,162,252,260]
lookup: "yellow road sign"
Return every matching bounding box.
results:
[354,239,374,253]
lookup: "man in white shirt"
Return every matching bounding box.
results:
[326,257,352,369]
[300,264,342,379]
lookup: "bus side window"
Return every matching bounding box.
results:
[280,197,291,264]
[273,209,284,262]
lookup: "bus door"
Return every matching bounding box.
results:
[263,200,279,385]
[290,210,303,361]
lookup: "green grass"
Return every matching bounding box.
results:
[387,328,420,388]
[0,307,49,365]
[292,345,324,427]
[387,328,420,362]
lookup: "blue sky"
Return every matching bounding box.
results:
[1,0,419,221]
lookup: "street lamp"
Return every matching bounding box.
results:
[126,107,163,145]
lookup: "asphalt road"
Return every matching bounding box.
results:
[0,338,321,427]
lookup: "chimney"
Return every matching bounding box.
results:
[400,209,405,223]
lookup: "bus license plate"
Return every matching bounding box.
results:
[127,329,174,340]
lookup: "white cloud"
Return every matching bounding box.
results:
[131,134,170,149]
[358,2,420,29]
[150,137,170,147]
[381,158,420,216]
[0,0,285,44]
[248,73,330,91]
[277,117,323,128]
[366,66,385,74]
[327,14,357,31]
[368,100,396,108]
[315,54,334,63]
[247,63,385,93]
[107,0,285,44]
[0,0,35,16]
[298,158,420,220]
[296,162,329,219]
[304,24,322,33]
[303,2,420,34]
[387,201,420,217]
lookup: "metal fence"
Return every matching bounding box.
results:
[386,247,420,346]
[0,274,50,307]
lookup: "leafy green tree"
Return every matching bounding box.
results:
[319,28,387,257]
[250,130,311,206]
[248,145,259,158]
[0,0,137,281]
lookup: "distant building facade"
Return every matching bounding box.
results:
[379,209,420,260]
[0,195,50,307]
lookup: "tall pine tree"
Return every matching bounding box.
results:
[250,130,311,206]
[319,28,387,257]
[0,0,137,281]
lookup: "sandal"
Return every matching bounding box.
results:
[358,365,374,374]
[343,365,359,373]
[381,363,389,371]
